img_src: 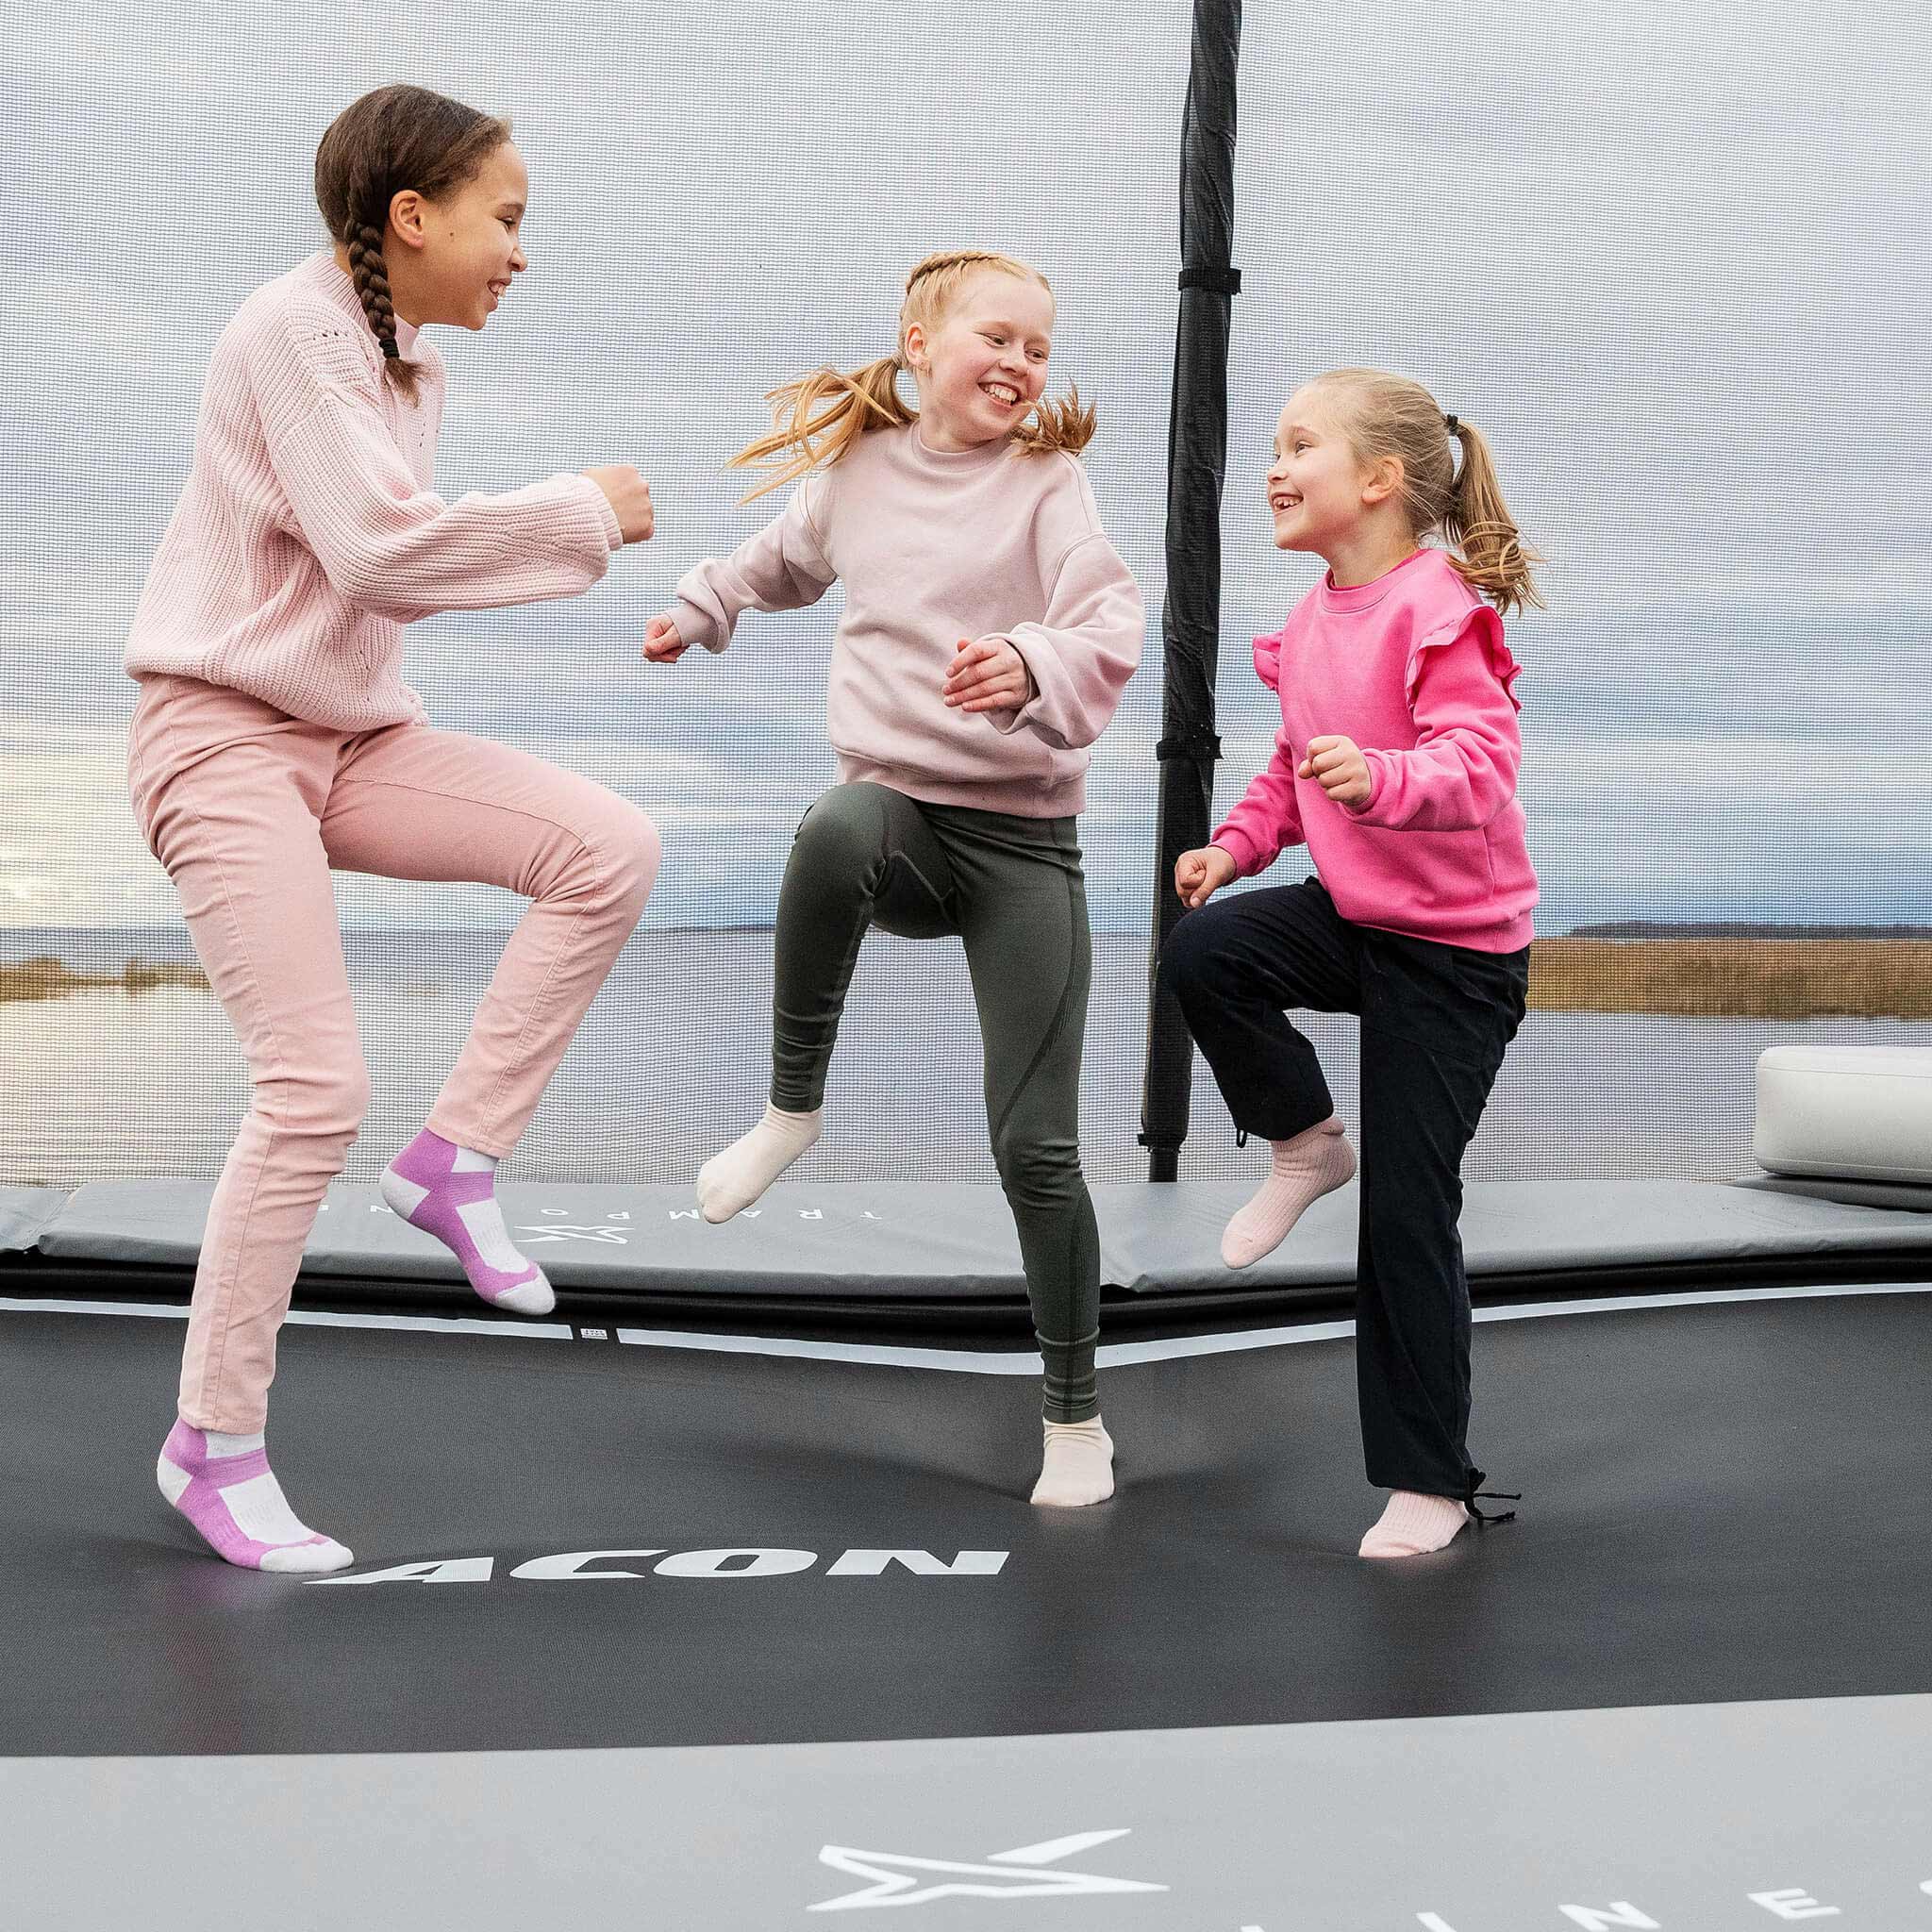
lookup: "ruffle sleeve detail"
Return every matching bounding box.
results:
[1251,626,1285,692]
[1404,603,1521,714]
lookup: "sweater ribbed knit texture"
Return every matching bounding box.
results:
[669,423,1144,817]
[125,251,623,730]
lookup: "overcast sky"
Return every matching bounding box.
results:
[4,0,1927,935]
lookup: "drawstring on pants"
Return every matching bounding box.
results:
[1465,1469,1521,1525]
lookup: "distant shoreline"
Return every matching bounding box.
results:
[1528,938,1932,1020]
[8,920,1932,942]
[1567,921,1932,941]
[2,931,1924,1021]
[0,956,209,1005]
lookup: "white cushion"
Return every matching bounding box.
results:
[1754,1045,1932,1184]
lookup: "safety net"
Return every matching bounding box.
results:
[3,1,1924,1193]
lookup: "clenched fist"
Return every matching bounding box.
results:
[1174,843,1239,908]
[582,465,655,544]
[1298,734,1373,808]
[641,613,687,663]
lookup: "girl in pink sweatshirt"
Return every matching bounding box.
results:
[1162,367,1541,1559]
[644,249,1143,1508]
[125,85,661,1572]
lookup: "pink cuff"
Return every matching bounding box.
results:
[978,632,1041,737]
[582,480,625,552]
[1342,751,1390,816]
[1209,826,1260,876]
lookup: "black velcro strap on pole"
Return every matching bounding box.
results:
[1178,264,1242,294]
[1155,732,1223,763]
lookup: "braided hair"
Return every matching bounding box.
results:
[313,85,509,398]
[344,223,400,362]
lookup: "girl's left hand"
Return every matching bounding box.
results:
[1298,734,1374,808]
[942,637,1035,712]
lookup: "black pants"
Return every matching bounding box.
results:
[1160,877,1528,1498]
[770,783,1100,1424]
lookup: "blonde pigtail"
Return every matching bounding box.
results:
[727,357,913,502]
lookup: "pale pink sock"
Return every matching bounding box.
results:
[1221,1115,1356,1269]
[1030,1418,1115,1507]
[696,1103,824,1224]
[157,1421,353,1574]
[1359,1491,1470,1559]
[379,1127,554,1315]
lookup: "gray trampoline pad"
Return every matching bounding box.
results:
[20,1175,1932,1302]
[0,1189,66,1254]
[1102,1174,1932,1292]
[1734,1173,1932,1215]
[5,1694,1926,1930]
[36,1177,1030,1298]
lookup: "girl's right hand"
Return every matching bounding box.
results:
[583,465,655,543]
[1174,844,1238,908]
[642,614,688,663]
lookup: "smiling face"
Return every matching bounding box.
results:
[906,269,1055,451]
[408,141,529,331]
[1265,386,1387,554]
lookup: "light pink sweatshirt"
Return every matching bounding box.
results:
[669,423,1144,817]
[124,251,624,730]
[1212,547,1538,952]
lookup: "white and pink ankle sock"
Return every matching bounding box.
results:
[1358,1490,1470,1559]
[157,1421,352,1574]
[380,1127,554,1315]
[1030,1418,1115,1507]
[695,1103,823,1224]
[1221,1115,1357,1269]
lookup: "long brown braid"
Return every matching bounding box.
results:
[344,223,400,363]
[313,85,509,398]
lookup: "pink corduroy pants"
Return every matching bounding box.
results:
[127,675,659,1431]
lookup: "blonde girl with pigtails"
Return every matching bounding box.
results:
[645,249,1144,1507]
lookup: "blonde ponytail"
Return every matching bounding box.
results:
[1307,368,1544,617]
[1441,415,1545,617]
[1012,387,1097,458]
[727,356,914,502]
[727,247,1096,501]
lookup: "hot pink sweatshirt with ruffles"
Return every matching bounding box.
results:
[124,251,624,730]
[1211,547,1537,952]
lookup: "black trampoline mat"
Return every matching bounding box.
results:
[3,1288,1930,1758]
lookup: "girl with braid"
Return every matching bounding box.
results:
[125,84,660,1573]
[645,250,1143,1507]
[1162,368,1541,1558]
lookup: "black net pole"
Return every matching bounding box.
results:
[1141,0,1242,1182]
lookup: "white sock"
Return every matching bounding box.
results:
[1221,1116,1356,1269]
[1030,1418,1115,1507]
[1358,1490,1470,1559]
[696,1103,823,1224]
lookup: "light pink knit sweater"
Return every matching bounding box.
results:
[124,251,623,731]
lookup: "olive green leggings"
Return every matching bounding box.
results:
[771,782,1099,1423]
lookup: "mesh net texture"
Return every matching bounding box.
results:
[3,1,1926,1191]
